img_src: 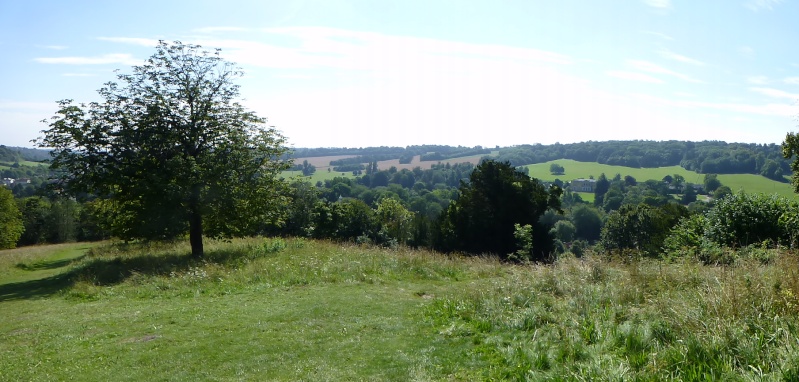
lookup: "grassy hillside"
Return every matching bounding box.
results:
[526,159,796,197]
[3,239,799,380]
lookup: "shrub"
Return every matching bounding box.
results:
[704,192,797,247]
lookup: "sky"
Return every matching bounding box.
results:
[1,0,799,149]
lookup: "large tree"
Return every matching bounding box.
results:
[38,41,290,257]
[0,187,24,249]
[437,159,561,260]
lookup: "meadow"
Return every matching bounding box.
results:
[525,159,796,198]
[3,239,799,380]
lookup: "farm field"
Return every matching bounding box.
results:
[525,159,796,198]
[0,160,46,170]
[2,240,799,380]
[284,152,497,183]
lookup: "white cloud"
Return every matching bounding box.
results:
[739,46,755,57]
[34,53,142,66]
[627,60,705,83]
[97,37,160,47]
[747,75,770,84]
[657,49,705,66]
[750,87,799,100]
[784,77,799,85]
[644,0,672,9]
[606,70,664,84]
[744,0,785,11]
[192,26,248,34]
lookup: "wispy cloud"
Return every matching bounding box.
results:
[34,53,141,66]
[635,93,795,117]
[627,60,705,83]
[657,49,705,66]
[784,77,799,85]
[747,75,770,84]
[38,45,68,50]
[643,0,672,9]
[739,46,755,57]
[744,0,785,11]
[182,26,573,74]
[98,37,160,47]
[192,26,248,34]
[606,70,664,84]
[750,87,799,100]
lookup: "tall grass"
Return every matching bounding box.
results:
[3,239,799,380]
[425,253,799,380]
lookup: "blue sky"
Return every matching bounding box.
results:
[1,0,798,149]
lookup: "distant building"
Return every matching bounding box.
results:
[570,178,596,192]
[1,178,13,187]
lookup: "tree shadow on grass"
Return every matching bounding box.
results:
[0,273,74,301]
[15,255,87,271]
[0,244,256,302]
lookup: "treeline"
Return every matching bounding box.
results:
[495,140,790,179]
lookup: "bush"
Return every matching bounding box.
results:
[704,192,797,247]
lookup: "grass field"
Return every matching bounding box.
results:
[0,160,46,170]
[284,152,498,183]
[526,159,796,198]
[3,239,799,380]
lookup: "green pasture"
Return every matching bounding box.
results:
[526,159,796,197]
[3,239,799,380]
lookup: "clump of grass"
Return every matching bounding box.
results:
[425,251,799,380]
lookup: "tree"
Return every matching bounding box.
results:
[376,197,413,245]
[0,187,24,249]
[549,163,565,175]
[703,174,721,193]
[599,203,687,257]
[569,204,603,242]
[437,160,561,260]
[784,132,799,192]
[37,41,290,257]
[594,173,610,207]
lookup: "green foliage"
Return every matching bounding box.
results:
[704,192,797,247]
[375,197,413,246]
[549,162,565,175]
[550,220,576,243]
[37,41,290,257]
[569,204,603,242]
[784,131,799,193]
[599,203,688,257]
[704,173,721,193]
[511,223,534,262]
[0,187,24,249]
[438,160,561,260]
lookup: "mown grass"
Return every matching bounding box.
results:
[3,239,799,380]
[525,159,795,198]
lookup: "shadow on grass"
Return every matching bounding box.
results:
[0,273,74,301]
[0,244,256,302]
[15,255,87,271]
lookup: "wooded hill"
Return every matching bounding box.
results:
[290,140,791,180]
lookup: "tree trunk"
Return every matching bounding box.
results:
[189,208,204,258]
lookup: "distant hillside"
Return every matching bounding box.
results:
[0,145,50,162]
[289,140,792,182]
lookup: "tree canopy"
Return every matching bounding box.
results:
[437,159,562,260]
[0,187,24,249]
[37,41,290,257]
